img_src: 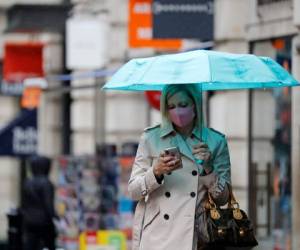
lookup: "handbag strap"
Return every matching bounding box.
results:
[207,184,239,209]
[206,184,245,221]
[228,184,239,208]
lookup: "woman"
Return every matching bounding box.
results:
[128,84,231,250]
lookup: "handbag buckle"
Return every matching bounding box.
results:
[233,208,243,220]
[210,208,221,220]
[230,201,243,220]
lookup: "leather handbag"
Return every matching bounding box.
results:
[196,186,258,249]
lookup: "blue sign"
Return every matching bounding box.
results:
[0,109,37,156]
[153,0,214,40]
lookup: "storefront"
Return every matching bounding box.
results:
[250,36,293,249]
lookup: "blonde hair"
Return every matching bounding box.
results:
[160,84,203,129]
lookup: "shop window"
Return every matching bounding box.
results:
[252,37,292,247]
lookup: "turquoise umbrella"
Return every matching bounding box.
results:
[102,49,299,166]
[102,50,299,91]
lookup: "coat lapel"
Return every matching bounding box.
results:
[172,133,195,162]
[159,122,208,163]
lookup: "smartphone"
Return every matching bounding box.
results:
[164,147,183,170]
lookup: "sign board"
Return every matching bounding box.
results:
[153,0,214,40]
[79,231,126,250]
[21,87,42,109]
[2,42,44,95]
[128,0,182,49]
[66,17,109,70]
[21,78,47,109]
[0,109,37,156]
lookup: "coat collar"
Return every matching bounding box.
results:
[159,121,174,138]
[160,121,203,140]
[159,122,205,162]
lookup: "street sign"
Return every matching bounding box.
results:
[0,109,37,156]
[128,0,182,49]
[153,0,214,40]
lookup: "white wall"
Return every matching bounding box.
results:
[0,10,6,59]
[294,0,300,27]
[67,0,145,153]
[38,92,62,156]
[38,33,63,157]
[209,91,249,211]
[211,0,250,213]
[209,89,275,217]
[105,92,148,144]
[0,97,19,241]
[246,0,297,41]
[0,158,20,241]
[214,0,248,41]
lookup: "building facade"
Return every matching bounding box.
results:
[212,0,300,249]
[0,0,299,249]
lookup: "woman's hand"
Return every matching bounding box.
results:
[153,152,181,178]
[192,143,212,174]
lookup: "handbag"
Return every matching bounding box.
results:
[196,185,258,249]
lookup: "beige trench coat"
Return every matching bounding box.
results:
[128,124,231,250]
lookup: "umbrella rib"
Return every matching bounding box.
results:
[259,57,284,86]
[137,57,159,88]
[206,51,213,84]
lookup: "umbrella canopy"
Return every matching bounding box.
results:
[102,50,299,91]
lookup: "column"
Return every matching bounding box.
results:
[291,35,300,250]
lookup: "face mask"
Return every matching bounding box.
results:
[168,105,195,127]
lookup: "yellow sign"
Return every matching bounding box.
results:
[79,231,127,250]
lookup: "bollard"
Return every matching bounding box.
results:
[6,207,22,250]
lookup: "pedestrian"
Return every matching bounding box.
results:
[22,155,57,250]
[128,84,231,250]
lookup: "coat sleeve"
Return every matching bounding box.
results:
[128,132,163,201]
[200,137,231,206]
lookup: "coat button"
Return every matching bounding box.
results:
[190,192,196,198]
[192,170,197,176]
[164,214,169,220]
[165,192,171,198]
